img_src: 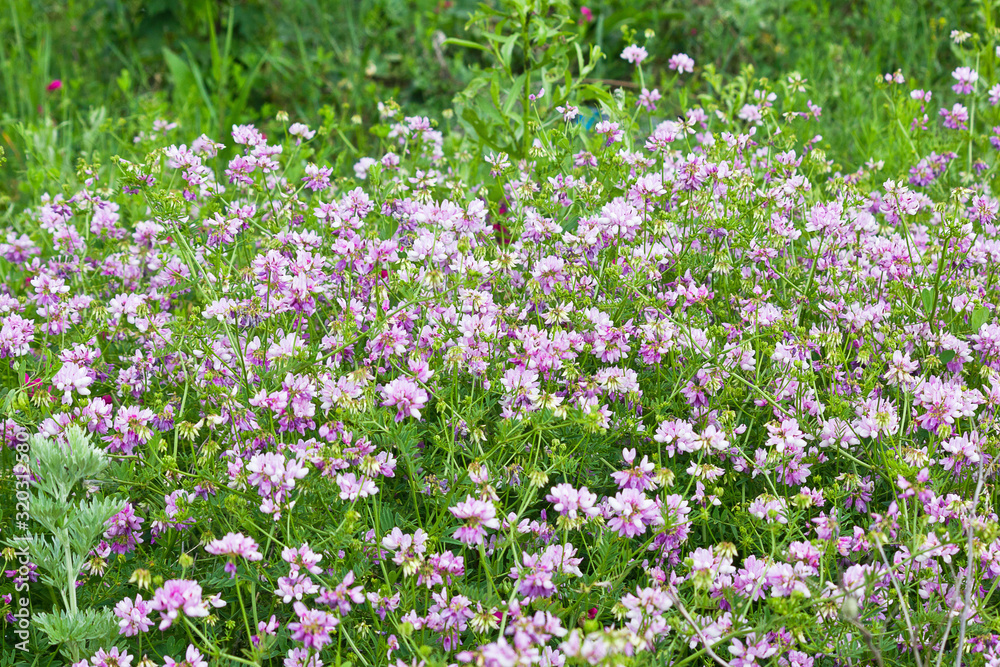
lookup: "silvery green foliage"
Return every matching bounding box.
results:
[32,609,120,661]
[25,425,123,662]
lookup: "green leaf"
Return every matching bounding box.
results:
[442,38,489,52]
[920,287,934,315]
[489,73,502,113]
[460,108,503,152]
[503,73,527,117]
[179,43,217,122]
[971,306,990,331]
[500,34,519,70]
[939,349,956,364]
[162,47,197,108]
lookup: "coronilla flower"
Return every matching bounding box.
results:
[205,532,263,575]
[163,645,208,667]
[668,53,695,73]
[951,66,978,94]
[114,594,153,636]
[288,601,339,650]
[149,580,224,630]
[450,496,500,546]
[620,44,648,65]
[380,376,429,422]
[606,488,663,538]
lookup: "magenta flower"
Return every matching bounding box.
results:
[246,451,309,518]
[940,103,969,130]
[113,594,152,636]
[148,579,223,630]
[163,645,208,667]
[605,488,663,538]
[288,601,339,650]
[336,472,379,501]
[449,495,500,546]
[668,53,695,73]
[46,79,62,92]
[0,314,35,359]
[316,570,365,615]
[729,632,778,667]
[620,44,648,65]
[380,376,429,422]
[951,66,978,94]
[104,502,144,555]
[545,483,600,522]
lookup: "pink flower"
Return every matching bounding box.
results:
[246,451,309,515]
[951,66,978,94]
[606,488,663,538]
[636,87,661,111]
[288,601,339,650]
[0,314,35,359]
[114,594,152,636]
[316,570,365,615]
[163,645,208,667]
[450,495,500,546]
[288,123,316,141]
[380,376,429,422]
[580,7,594,22]
[336,472,379,501]
[205,532,264,570]
[620,44,648,65]
[149,579,221,630]
[282,543,324,575]
[104,502,144,555]
[46,79,62,92]
[940,103,969,130]
[545,483,600,521]
[284,648,324,667]
[668,53,695,73]
[52,361,93,405]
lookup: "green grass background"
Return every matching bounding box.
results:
[0,0,980,209]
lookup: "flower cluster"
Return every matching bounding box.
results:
[6,27,1000,667]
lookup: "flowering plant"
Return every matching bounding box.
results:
[3,7,1000,667]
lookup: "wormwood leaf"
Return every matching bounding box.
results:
[33,608,118,660]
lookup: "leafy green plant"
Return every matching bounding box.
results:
[449,0,605,160]
[24,425,123,663]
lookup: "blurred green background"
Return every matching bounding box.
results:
[0,0,978,207]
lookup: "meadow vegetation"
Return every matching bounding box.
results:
[2,1,1000,667]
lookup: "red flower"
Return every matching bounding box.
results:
[24,373,50,398]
